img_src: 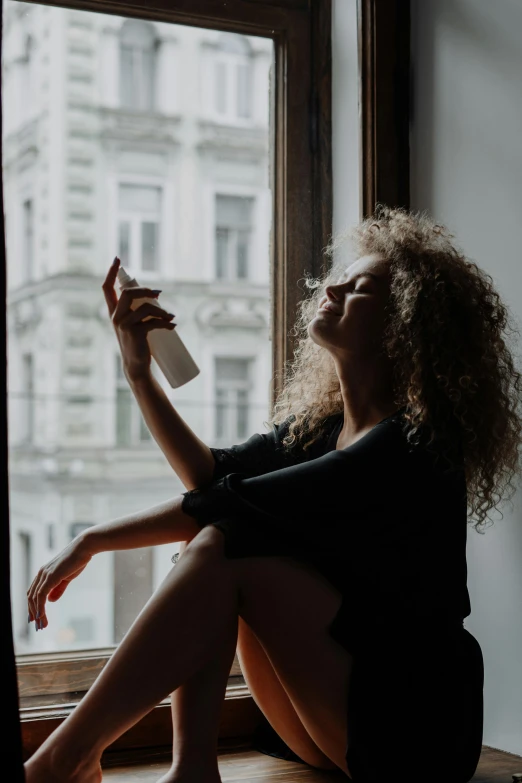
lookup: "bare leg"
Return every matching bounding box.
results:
[24,527,239,783]
[158,541,238,783]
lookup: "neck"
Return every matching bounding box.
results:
[333,355,399,438]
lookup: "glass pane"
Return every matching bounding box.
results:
[215,388,226,439]
[217,32,250,57]
[116,388,132,447]
[120,45,135,108]
[141,221,158,271]
[237,229,249,279]
[215,227,228,279]
[237,62,250,118]
[4,2,274,699]
[141,48,155,111]
[237,388,248,438]
[215,357,249,382]
[215,61,227,114]
[215,194,253,228]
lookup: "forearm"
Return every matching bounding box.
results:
[81,494,202,555]
[127,372,215,490]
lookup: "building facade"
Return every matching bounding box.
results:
[3,0,273,653]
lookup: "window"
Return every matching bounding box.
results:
[2,0,409,765]
[212,32,252,122]
[215,195,254,280]
[118,183,162,274]
[214,357,251,441]
[119,19,157,111]
[22,199,34,281]
[115,355,152,446]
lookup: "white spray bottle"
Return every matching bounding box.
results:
[116,266,200,389]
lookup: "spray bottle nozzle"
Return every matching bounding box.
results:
[116,266,134,288]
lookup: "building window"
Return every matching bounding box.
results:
[22,199,34,281]
[213,33,252,121]
[214,357,251,441]
[115,355,152,446]
[118,184,161,274]
[119,19,158,111]
[215,195,254,280]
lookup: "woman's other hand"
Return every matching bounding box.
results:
[27,535,94,631]
[102,256,176,383]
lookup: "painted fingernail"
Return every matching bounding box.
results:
[35,624,38,632]
[112,256,119,266]
[28,613,31,623]
[36,611,40,620]
[150,289,162,295]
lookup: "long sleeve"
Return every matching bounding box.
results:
[207,416,301,483]
[182,414,471,638]
[182,419,407,550]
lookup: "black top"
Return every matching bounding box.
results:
[181,408,470,654]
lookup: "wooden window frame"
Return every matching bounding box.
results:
[1,0,410,765]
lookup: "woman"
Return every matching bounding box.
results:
[24,206,521,783]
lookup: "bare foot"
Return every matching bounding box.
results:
[24,746,102,783]
[157,760,221,783]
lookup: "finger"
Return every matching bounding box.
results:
[143,320,177,333]
[102,257,121,317]
[118,303,174,329]
[47,580,70,602]
[27,569,43,623]
[32,568,56,628]
[34,577,51,627]
[48,565,87,602]
[112,287,162,324]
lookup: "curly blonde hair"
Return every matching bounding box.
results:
[267,205,522,533]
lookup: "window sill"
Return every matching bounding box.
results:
[18,649,250,760]
[20,677,259,763]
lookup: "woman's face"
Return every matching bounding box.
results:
[308,254,392,357]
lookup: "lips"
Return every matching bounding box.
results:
[317,302,342,316]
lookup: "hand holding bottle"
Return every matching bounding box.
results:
[102,256,176,382]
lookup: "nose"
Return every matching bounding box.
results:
[323,285,341,305]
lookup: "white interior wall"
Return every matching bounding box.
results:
[332,0,522,758]
[410,0,522,756]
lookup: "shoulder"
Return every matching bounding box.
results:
[386,410,465,479]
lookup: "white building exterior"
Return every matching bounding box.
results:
[3,0,273,653]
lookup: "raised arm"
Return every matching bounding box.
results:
[102,257,215,490]
[127,373,215,490]
[102,258,300,491]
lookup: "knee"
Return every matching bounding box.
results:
[184,524,227,561]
